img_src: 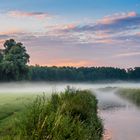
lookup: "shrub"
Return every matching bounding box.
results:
[14,88,103,140]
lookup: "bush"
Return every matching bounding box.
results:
[14,88,103,140]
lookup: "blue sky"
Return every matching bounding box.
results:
[0,0,140,68]
[1,0,140,19]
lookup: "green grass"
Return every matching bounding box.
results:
[0,88,103,140]
[0,93,37,138]
[117,88,140,106]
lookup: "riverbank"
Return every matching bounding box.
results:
[0,88,103,140]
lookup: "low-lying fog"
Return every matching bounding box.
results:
[0,82,140,93]
[1,82,140,140]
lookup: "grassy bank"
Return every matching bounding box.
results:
[0,88,103,140]
[0,93,36,139]
[117,88,140,106]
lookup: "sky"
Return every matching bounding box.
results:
[0,0,140,68]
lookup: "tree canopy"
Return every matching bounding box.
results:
[0,39,30,81]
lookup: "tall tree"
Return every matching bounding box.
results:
[1,39,30,80]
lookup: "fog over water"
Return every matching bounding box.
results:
[0,82,140,140]
[0,82,140,93]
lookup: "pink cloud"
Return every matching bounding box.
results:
[0,28,21,35]
[8,11,51,19]
[127,11,137,17]
[30,58,99,67]
[63,24,76,30]
[46,23,76,32]
[115,52,140,57]
[95,39,114,44]
[98,11,137,24]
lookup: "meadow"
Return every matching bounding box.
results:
[0,87,103,140]
[0,93,36,139]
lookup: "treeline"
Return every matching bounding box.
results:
[28,66,140,82]
[0,39,140,82]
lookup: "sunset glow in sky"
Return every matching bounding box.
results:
[0,0,140,68]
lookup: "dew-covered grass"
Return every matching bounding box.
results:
[0,88,103,140]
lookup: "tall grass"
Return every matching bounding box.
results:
[1,88,103,140]
[117,88,140,107]
[0,94,36,140]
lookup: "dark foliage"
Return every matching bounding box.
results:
[0,39,30,81]
[28,66,140,82]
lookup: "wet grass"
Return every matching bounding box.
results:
[0,93,37,139]
[0,88,103,140]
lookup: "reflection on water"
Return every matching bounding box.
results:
[95,87,140,140]
[95,89,126,111]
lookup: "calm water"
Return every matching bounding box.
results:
[0,82,140,140]
[94,88,140,140]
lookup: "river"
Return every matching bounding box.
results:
[0,82,140,140]
[94,87,140,140]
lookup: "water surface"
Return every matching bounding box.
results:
[94,87,140,140]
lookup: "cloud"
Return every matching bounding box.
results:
[99,11,137,24]
[0,35,9,39]
[62,11,140,34]
[115,52,140,57]
[1,11,140,67]
[2,11,140,46]
[41,59,97,67]
[53,11,140,45]
[8,11,51,19]
[0,28,22,36]
[0,28,25,48]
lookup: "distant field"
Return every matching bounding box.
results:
[117,88,140,106]
[0,93,43,138]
